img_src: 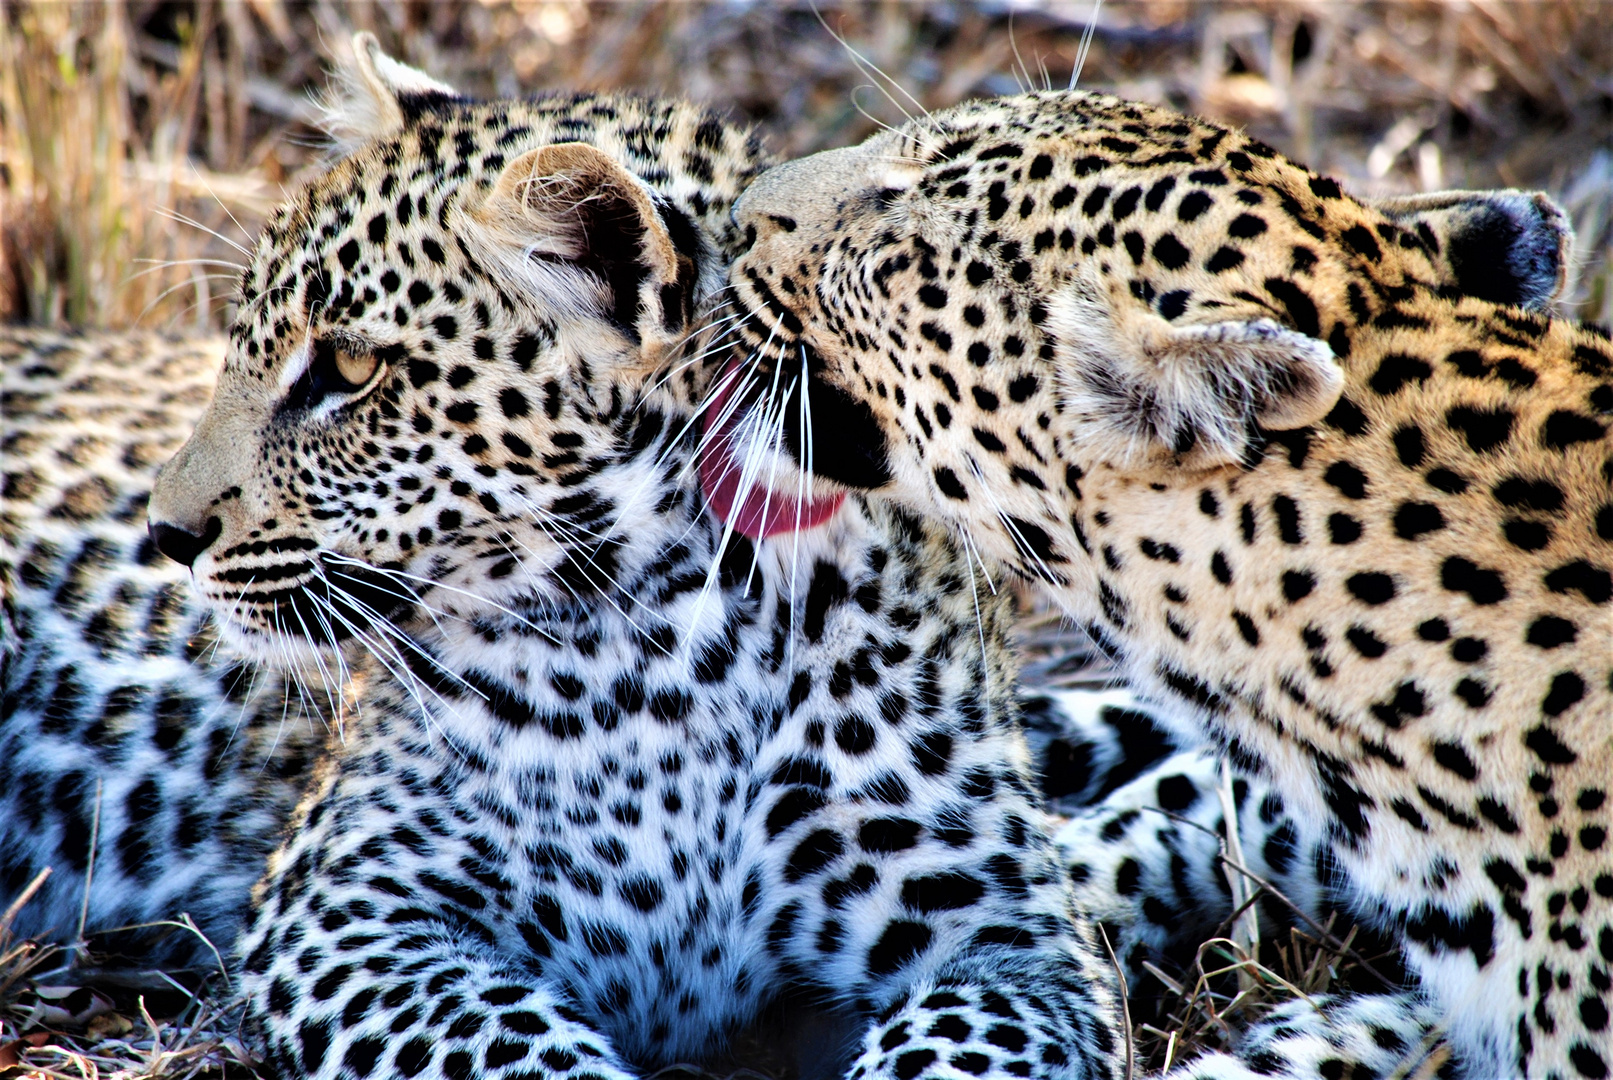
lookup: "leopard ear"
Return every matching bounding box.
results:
[1364,190,1572,311]
[475,142,701,350]
[1049,269,1342,470]
[320,32,459,149]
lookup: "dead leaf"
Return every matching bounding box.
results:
[0,1031,50,1070]
[29,984,114,1027]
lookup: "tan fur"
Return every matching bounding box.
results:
[720,90,1612,1080]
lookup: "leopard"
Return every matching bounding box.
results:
[0,326,1398,1080]
[0,43,1246,1077]
[0,346,1349,1071]
[0,333,1255,1075]
[0,331,1369,1080]
[130,37,1147,1080]
[712,88,1613,1080]
[0,354,1430,1079]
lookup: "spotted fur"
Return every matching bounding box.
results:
[1,328,330,967]
[718,90,1612,1079]
[1024,690,1329,980]
[0,316,1321,1078]
[133,41,1136,1080]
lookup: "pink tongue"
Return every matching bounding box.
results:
[699,364,845,539]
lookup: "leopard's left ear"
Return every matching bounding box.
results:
[1049,268,1343,470]
[320,32,459,149]
[474,142,703,354]
[1364,189,1573,311]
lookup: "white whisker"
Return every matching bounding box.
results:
[134,274,232,325]
[271,605,329,746]
[299,586,357,718]
[307,583,473,715]
[687,363,800,645]
[130,258,249,277]
[187,163,255,253]
[638,305,745,405]
[961,456,1061,589]
[504,520,656,645]
[784,342,819,663]
[849,87,906,138]
[1071,0,1104,90]
[959,534,991,667]
[814,6,937,137]
[723,372,797,599]
[1008,15,1033,95]
[153,206,253,257]
[310,566,481,701]
[320,553,556,642]
[306,592,467,758]
[662,319,780,480]
[286,592,350,743]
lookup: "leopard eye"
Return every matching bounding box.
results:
[335,347,378,387]
[283,338,383,412]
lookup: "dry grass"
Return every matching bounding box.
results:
[2,1,1610,329]
[0,871,253,1079]
[1126,858,1431,1075]
[2,2,1610,1076]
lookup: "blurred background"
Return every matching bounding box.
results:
[1,0,1610,333]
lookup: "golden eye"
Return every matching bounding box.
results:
[335,348,378,387]
[285,339,385,411]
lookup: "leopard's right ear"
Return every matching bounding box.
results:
[473,143,705,363]
[1049,267,1343,471]
[319,32,459,150]
[1364,190,1573,311]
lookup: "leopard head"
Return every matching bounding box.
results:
[149,35,764,664]
[709,91,1572,562]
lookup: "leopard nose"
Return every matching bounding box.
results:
[148,517,222,568]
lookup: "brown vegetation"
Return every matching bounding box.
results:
[2,1,1609,330]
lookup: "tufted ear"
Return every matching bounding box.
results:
[1363,190,1573,311]
[1049,269,1343,470]
[320,32,459,150]
[475,142,700,350]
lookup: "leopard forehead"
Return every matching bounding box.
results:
[149,90,768,662]
[723,88,1610,737]
[735,90,1554,343]
[727,91,1557,501]
[726,88,1596,541]
[235,92,761,387]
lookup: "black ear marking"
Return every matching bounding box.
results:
[1366,190,1572,310]
[654,198,702,332]
[478,142,686,348]
[565,187,653,342]
[1444,198,1563,308]
[393,88,465,124]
